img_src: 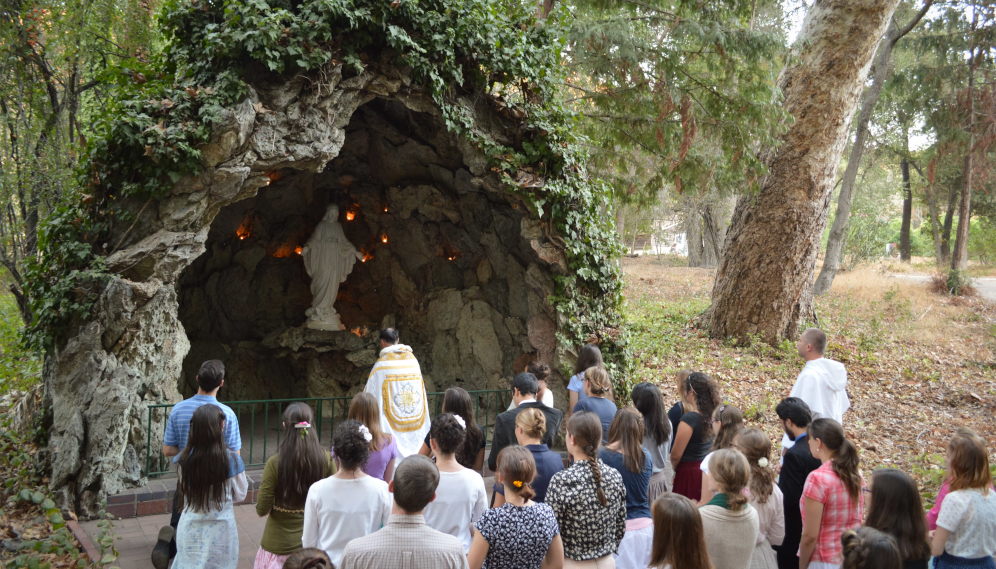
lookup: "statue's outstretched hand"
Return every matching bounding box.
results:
[355,251,365,261]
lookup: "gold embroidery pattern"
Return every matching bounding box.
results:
[382,373,426,432]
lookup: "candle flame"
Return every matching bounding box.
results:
[381,234,388,243]
[295,247,303,255]
[346,211,355,221]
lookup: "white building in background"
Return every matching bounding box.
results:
[649,217,688,257]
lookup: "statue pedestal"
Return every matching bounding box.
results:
[305,314,345,331]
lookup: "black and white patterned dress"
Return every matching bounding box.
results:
[474,503,560,569]
[545,458,627,561]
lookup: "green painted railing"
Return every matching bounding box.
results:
[144,389,511,477]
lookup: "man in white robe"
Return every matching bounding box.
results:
[363,328,430,460]
[781,328,850,454]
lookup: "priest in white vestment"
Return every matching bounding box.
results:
[363,328,430,460]
[781,328,850,453]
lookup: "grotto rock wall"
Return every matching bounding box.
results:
[45,59,569,515]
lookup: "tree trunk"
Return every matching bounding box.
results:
[900,155,912,262]
[925,182,943,263]
[951,49,976,270]
[686,205,706,268]
[813,1,932,293]
[941,182,958,259]
[708,0,900,343]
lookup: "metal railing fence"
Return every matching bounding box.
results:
[144,389,510,477]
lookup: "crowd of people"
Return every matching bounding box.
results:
[152,328,995,569]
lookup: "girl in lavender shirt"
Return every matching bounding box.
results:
[346,393,397,481]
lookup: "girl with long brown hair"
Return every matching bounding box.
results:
[255,403,335,569]
[799,419,864,569]
[863,469,930,569]
[567,344,606,421]
[927,428,994,531]
[347,392,397,481]
[468,446,564,569]
[930,432,995,569]
[650,493,714,569]
[418,387,486,471]
[631,382,674,501]
[174,405,248,569]
[700,449,759,569]
[733,428,784,569]
[670,372,722,501]
[698,404,744,506]
[601,407,655,568]
[546,411,627,568]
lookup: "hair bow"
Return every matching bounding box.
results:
[453,415,466,430]
[295,421,310,440]
[358,424,373,443]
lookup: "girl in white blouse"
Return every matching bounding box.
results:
[302,420,391,567]
[930,432,996,569]
[422,413,488,553]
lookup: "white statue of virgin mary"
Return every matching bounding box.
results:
[302,204,364,331]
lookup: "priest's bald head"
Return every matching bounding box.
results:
[796,328,827,361]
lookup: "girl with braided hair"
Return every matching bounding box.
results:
[547,411,627,568]
[700,449,760,569]
[468,446,564,569]
[841,528,902,569]
[799,419,864,569]
[670,372,722,501]
[734,428,784,569]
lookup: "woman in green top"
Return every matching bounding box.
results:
[254,402,335,569]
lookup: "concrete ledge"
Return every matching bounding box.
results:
[106,472,265,519]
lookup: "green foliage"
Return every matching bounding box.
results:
[22,205,112,352]
[969,216,996,264]
[842,212,893,270]
[945,269,975,296]
[0,295,41,394]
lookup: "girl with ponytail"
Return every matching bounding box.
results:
[734,428,785,569]
[700,449,760,569]
[670,372,723,501]
[799,418,865,569]
[468,446,564,569]
[547,411,627,566]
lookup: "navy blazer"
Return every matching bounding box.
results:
[775,433,823,569]
[488,400,563,472]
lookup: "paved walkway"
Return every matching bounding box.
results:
[78,505,265,569]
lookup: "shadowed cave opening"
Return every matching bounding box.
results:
[175,97,553,407]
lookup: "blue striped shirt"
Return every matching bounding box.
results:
[164,395,241,463]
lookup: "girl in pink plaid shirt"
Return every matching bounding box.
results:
[799,419,864,569]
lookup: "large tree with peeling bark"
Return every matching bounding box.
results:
[707,0,901,343]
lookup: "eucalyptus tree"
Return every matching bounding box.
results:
[707,0,902,343]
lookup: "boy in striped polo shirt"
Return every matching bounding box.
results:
[152,360,241,569]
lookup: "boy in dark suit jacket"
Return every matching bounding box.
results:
[774,397,823,569]
[488,372,563,472]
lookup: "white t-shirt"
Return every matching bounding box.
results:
[936,488,996,558]
[301,475,392,566]
[422,468,488,553]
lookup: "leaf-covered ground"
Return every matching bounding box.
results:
[622,256,996,504]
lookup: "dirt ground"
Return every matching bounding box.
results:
[621,256,996,498]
